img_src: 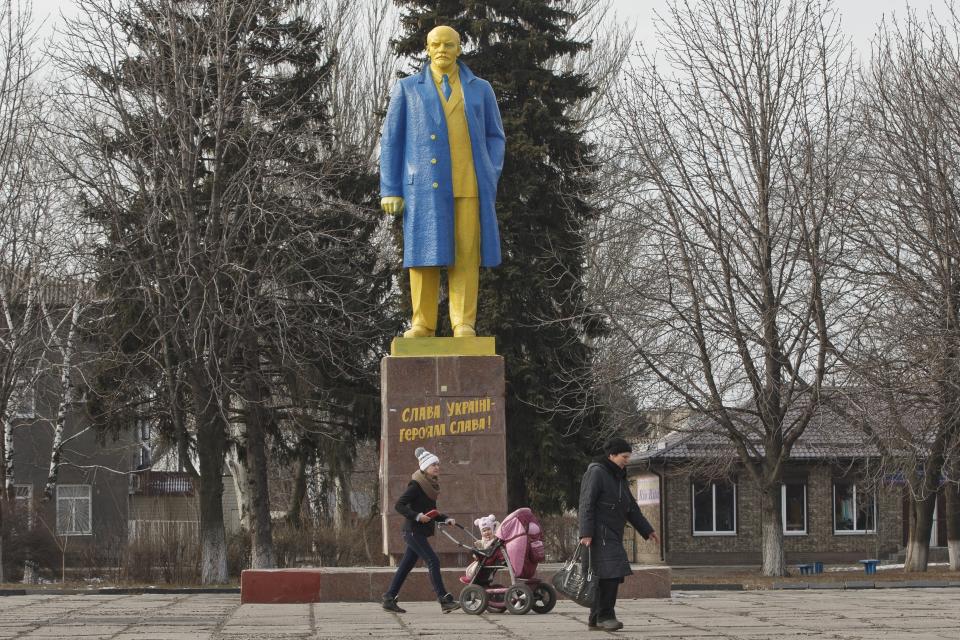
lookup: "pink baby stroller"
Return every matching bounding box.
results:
[439,507,557,615]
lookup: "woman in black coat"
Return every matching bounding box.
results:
[381,447,460,613]
[578,437,660,631]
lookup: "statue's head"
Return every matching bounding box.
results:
[426,25,461,73]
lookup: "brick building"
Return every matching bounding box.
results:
[626,403,910,565]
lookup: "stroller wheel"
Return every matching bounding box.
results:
[504,583,534,615]
[532,583,557,614]
[459,584,488,615]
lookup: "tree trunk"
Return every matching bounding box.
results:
[507,448,530,511]
[0,497,5,583]
[195,383,228,584]
[242,346,275,568]
[905,491,936,572]
[225,442,250,530]
[162,338,197,478]
[760,485,786,577]
[306,462,324,525]
[42,304,79,501]
[199,461,228,583]
[333,472,351,532]
[946,474,960,571]
[905,390,950,572]
[3,416,12,496]
[285,451,308,527]
[199,481,228,583]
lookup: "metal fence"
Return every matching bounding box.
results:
[127,519,199,544]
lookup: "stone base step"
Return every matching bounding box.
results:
[241,564,671,604]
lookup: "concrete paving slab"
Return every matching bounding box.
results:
[0,588,956,639]
[112,635,213,640]
[21,625,128,635]
[19,633,122,640]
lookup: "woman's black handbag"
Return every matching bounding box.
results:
[551,541,597,607]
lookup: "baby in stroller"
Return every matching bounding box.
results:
[464,514,500,583]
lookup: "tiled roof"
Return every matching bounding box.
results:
[631,392,888,462]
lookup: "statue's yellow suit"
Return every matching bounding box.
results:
[380,26,506,338]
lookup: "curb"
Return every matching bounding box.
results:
[0,587,240,596]
[771,582,809,590]
[672,580,960,592]
[672,583,744,591]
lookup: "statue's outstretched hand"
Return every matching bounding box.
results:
[381,196,404,215]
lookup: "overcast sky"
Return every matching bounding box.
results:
[611,0,952,56]
[26,0,955,55]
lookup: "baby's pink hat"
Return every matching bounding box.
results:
[475,514,498,532]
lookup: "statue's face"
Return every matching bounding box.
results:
[426,26,461,72]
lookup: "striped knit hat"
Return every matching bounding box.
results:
[415,447,439,471]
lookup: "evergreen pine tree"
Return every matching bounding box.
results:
[392,0,605,511]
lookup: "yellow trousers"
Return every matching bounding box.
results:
[409,198,480,332]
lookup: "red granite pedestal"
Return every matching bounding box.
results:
[380,354,508,564]
[240,564,672,603]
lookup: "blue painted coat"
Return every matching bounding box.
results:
[380,61,505,268]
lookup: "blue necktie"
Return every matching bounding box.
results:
[441,74,452,101]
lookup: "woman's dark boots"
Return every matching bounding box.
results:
[381,594,406,613]
[596,618,623,631]
[439,593,461,613]
[382,592,459,614]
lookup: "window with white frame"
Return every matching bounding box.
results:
[692,480,737,535]
[56,485,92,535]
[833,482,876,534]
[781,482,807,535]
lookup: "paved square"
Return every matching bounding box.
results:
[0,589,957,639]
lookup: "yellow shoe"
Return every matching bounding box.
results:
[403,325,434,338]
[453,324,476,338]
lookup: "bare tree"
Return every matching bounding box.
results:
[312,0,399,159]
[0,0,62,583]
[555,0,636,129]
[52,0,390,580]
[40,290,91,501]
[847,1,960,571]
[593,0,859,576]
[0,0,42,497]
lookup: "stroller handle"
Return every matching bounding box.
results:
[437,520,488,553]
